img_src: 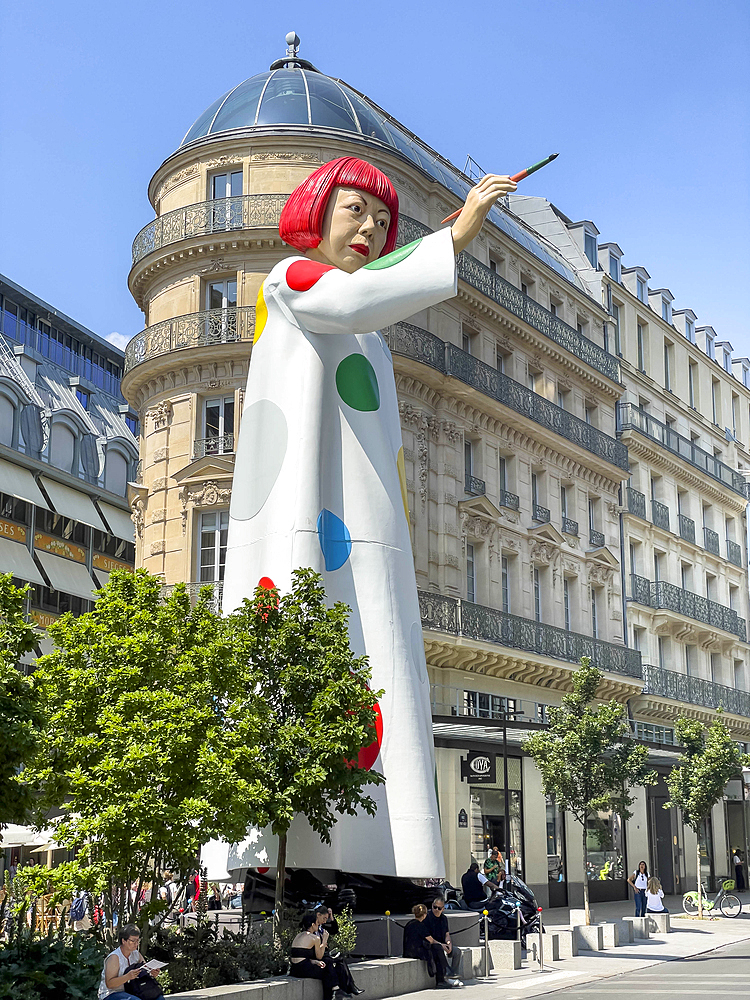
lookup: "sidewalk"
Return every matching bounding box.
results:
[400,893,750,1000]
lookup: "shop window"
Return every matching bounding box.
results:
[546,795,566,890]
[586,809,624,881]
[464,691,518,721]
[469,757,524,878]
[199,510,229,583]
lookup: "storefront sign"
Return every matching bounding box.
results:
[0,517,27,543]
[458,808,468,828]
[461,751,496,784]
[92,553,133,574]
[29,609,59,629]
[34,532,86,564]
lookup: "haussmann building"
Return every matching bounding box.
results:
[121,36,750,908]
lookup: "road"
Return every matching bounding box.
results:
[534,938,750,998]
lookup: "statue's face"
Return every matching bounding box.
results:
[311,186,391,272]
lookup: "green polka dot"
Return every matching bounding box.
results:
[364,238,422,270]
[336,354,380,411]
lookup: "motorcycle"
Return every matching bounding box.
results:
[482,875,540,948]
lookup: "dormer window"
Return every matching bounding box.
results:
[662,299,671,323]
[609,254,621,282]
[584,231,598,268]
[743,363,750,389]
[706,331,715,360]
[685,317,695,343]
[723,347,732,372]
[636,276,647,303]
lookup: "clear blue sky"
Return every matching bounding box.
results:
[1,0,747,355]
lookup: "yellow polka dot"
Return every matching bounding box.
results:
[397,447,409,523]
[253,284,268,344]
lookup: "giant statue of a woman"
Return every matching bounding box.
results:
[223,158,516,877]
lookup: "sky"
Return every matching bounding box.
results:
[1,0,748,355]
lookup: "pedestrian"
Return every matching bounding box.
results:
[424,896,463,985]
[402,903,456,989]
[627,861,649,917]
[483,849,502,882]
[733,849,745,891]
[645,877,669,914]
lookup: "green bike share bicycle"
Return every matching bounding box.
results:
[682,878,742,917]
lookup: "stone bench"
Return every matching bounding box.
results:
[555,929,578,959]
[621,916,650,939]
[488,938,521,970]
[646,913,671,934]
[573,924,604,952]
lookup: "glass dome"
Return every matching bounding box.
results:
[179,66,585,291]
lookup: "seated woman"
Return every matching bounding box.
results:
[645,877,669,914]
[290,911,363,999]
[403,904,455,989]
[98,924,160,999]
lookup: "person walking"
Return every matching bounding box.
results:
[733,849,746,892]
[627,861,649,917]
[645,877,669,913]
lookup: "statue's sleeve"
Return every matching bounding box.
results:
[268,228,457,335]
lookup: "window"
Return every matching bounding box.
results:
[612,303,621,355]
[501,556,510,613]
[609,254,620,282]
[743,363,750,388]
[557,388,568,410]
[461,324,474,354]
[527,367,538,392]
[203,395,235,454]
[465,691,518,721]
[206,277,237,312]
[632,626,643,652]
[498,455,507,494]
[705,330,715,360]
[637,323,645,371]
[521,281,528,296]
[732,395,739,436]
[467,543,475,603]
[124,413,139,436]
[210,170,243,228]
[550,302,557,317]
[495,344,507,372]
[662,299,671,323]
[681,563,692,591]
[534,568,541,622]
[688,362,697,408]
[636,276,647,303]
[199,511,229,582]
[591,587,598,638]
[735,660,745,690]
[685,317,695,343]
[723,347,732,373]
[706,573,716,602]
[710,652,720,684]
[584,231,597,267]
[464,440,473,478]
[664,341,673,391]
[711,380,719,424]
[75,388,89,410]
[629,542,638,577]
[588,497,597,532]
[564,578,571,631]
[658,636,667,669]
[561,485,568,519]
[532,472,539,510]
[653,550,662,581]
[489,258,497,273]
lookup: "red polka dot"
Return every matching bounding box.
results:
[286,260,336,291]
[258,577,276,590]
[357,701,384,771]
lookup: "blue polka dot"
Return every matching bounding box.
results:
[317,509,352,571]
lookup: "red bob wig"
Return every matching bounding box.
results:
[279,157,399,258]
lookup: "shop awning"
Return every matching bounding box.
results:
[0,458,49,509]
[93,568,109,589]
[40,477,106,531]
[0,535,45,585]
[98,501,135,542]
[0,824,54,849]
[36,550,98,601]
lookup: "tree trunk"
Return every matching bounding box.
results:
[274,830,288,946]
[582,817,590,926]
[697,837,703,920]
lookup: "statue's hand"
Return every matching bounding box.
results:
[451,174,517,254]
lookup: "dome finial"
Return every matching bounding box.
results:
[285,31,301,58]
[270,32,318,72]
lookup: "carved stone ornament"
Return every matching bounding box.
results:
[148,401,173,429]
[441,420,461,443]
[250,151,320,162]
[204,155,244,168]
[155,163,199,202]
[150,540,165,556]
[529,538,559,566]
[150,508,167,524]
[446,555,459,568]
[130,496,145,539]
[588,563,615,586]
[179,480,232,533]
[153,447,168,462]
[152,476,168,491]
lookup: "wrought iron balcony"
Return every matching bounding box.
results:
[534,504,551,524]
[651,499,670,532]
[629,573,652,605]
[499,490,520,511]
[465,474,486,496]
[132,194,290,265]
[193,434,235,460]
[626,487,646,519]
[739,618,747,643]
[650,579,741,637]
[418,590,642,678]
[678,514,696,544]
[727,539,743,567]
[161,580,224,612]
[643,663,750,718]
[617,402,747,498]
[703,526,720,555]
[562,517,579,536]
[589,528,605,547]
[125,306,255,373]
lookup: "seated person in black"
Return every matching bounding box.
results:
[461,862,497,910]
[403,904,456,988]
[424,897,463,983]
[290,911,363,1000]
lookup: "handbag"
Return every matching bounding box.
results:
[124,963,164,1000]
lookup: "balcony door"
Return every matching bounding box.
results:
[210,170,243,230]
[205,279,238,343]
[202,396,235,457]
[199,510,229,583]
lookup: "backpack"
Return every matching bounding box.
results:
[125,971,163,1000]
[163,883,173,906]
[70,895,87,923]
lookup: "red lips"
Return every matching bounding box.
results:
[349,244,369,257]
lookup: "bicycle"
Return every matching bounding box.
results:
[682,878,742,917]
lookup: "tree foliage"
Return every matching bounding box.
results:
[524,657,656,923]
[0,574,44,835]
[665,713,749,917]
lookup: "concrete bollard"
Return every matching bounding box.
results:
[555,929,578,959]
[646,913,671,934]
[568,909,588,925]
[539,932,560,962]
[622,916,650,939]
[487,939,521,970]
[574,924,605,951]
[600,922,620,948]
[616,919,634,943]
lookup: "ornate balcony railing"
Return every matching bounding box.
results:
[562,517,579,536]
[499,490,520,511]
[678,514,696,544]
[161,580,224,612]
[418,591,642,678]
[642,663,750,718]
[379,323,629,471]
[727,539,743,567]
[465,474,486,496]
[739,618,747,643]
[626,487,646,519]
[193,434,235,460]
[630,573,652,605]
[534,505,551,524]
[125,306,255,373]
[589,528,605,548]
[650,579,741,637]
[703,526,720,555]
[617,402,747,498]
[651,499,670,532]
[132,194,290,265]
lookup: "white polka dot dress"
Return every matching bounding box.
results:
[223,228,456,877]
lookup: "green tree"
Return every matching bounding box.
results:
[226,568,384,933]
[665,713,749,918]
[27,569,269,927]
[524,658,656,924]
[0,574,44,837]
